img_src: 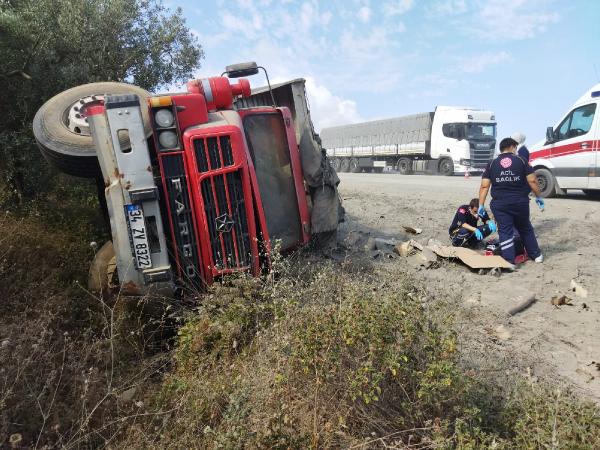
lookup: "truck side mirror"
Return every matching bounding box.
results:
[224,62,259,78]
[546,126,554,143]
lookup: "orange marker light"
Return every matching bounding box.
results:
[149,96,173,108]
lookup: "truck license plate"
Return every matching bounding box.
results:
[126,204,152,270]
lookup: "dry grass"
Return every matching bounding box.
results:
[2,190,599,449]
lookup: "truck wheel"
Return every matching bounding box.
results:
[340,158,350,172]
[439,158,454,176]
[350,158,361,173]
[397,158,413,175]
[583,189,600,199]
[88,241,118,299]
[331,158,341,172]
[33,82,152,178]
[535,168,556,198]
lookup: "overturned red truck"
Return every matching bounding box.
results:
[33,63,343,295]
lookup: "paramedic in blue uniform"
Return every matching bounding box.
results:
[479,137,545,266]
[448,198,497,247]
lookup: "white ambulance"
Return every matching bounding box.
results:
[531,84,600,198]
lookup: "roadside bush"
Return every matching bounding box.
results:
[115,260,600,450]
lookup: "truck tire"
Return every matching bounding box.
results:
[350,158,361,173]
[340,158,350,172]
[535,168,556,198]
[583,189,600,199]
[33,82,152,178]
[88,241,117,298]
[331,158,341,172]
[439,158,454,176]
[397,158,413,175]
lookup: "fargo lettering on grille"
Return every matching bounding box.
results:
[170,177,198,280]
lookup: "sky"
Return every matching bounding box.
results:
[170,0,600,146]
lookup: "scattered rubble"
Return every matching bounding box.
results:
[494,324,512,341]
[119,386,137,403]
[570,279,588,298]
[551,295,573,306]
[403,225,422,235]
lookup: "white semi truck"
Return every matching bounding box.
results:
[320,106,497,175]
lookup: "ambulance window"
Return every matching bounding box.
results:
[569,104,595,136]
[555,104,596,141]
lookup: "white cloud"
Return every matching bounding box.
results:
[303,77,362,131]
[358,6,371,23]
[384,0,414,16]
[426,0,467,16]
[472,0,560,41]
[300,2,332,31]
[459,51,512,73]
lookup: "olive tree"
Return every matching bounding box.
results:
[0,0,204,200]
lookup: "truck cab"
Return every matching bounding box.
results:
[430,106,497,174]
[33,63,341,296]
[530,84,600,198]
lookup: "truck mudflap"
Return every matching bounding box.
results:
[88,94,174,295]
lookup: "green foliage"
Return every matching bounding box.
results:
[116,261,600,449]
[0,0,203,200]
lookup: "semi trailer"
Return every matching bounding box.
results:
[321,106,497,175]
[33,62,342,296]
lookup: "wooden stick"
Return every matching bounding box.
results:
[507,294,536,316]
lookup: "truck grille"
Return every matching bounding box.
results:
[161,153,203,287]
[193,136,252,272]
[194,136,234,173]
[470,141,495,168]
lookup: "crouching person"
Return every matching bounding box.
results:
[449,199,497,247]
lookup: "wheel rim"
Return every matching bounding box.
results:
[537,174,547,192]
[441,160,452,174]
[65,95,106,136]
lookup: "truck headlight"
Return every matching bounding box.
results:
[155,109,174,128]
[158,130,178,149]
[460,158,471,166]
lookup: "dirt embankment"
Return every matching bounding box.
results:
[337,172,600,402]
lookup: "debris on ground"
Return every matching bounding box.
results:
[403,225,422,235]
[551,295,573,306]
[119,386,137,403]
[589,361,600,371]
[393,239,515,271]
[414,247,438,268]
[394,239,423,256]
[506,293,536,316]
[570,279,588,298]
[493,324,512,341]
[428,245,513,270]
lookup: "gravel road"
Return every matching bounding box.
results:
[338,172,600,401]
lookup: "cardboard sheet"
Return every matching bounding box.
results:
[427,245,514,269]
